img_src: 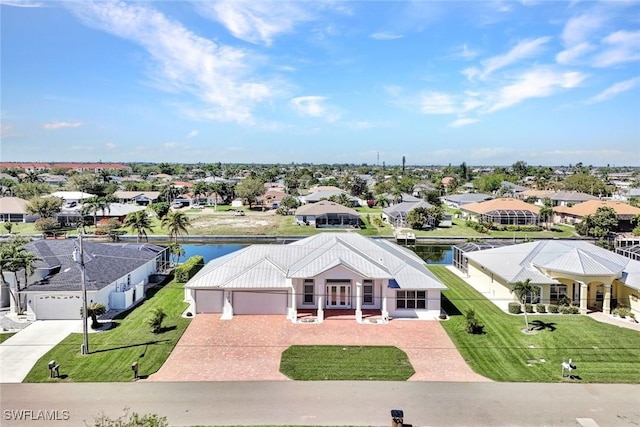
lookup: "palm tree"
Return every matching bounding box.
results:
[82,196,111,227]
[1,238,40,314]
[511,279,540,331]
[123,211,153,243]
[375,194,389,208]
[168,243,185,266]
[161,211,192,243]
[539,204,555,231]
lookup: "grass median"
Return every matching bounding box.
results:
[23,279,190,383]
[429,265,640,383]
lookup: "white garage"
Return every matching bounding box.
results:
[31,294,82,320]
[232,290,288,315]
[195,290,224,313]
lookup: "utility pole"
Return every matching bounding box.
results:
[74,231,90,355]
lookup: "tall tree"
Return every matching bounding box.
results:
[25,197,63,218]
[161,211,192,243]
[511,279,539,331]
[234,177,265,208]
[81,196,111,226]
[123,211,153,243]
[0,237,40,314]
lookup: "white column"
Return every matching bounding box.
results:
[355,281,363,323]
[290,286,297,322]
[221,290,233,320]
[317,295,324,323]
[382,292,389,321]
[602,284,612,315]
[579,282,588,315]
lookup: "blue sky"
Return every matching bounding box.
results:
[1,1,639,166]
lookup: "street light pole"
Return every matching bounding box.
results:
[74,230,90,355]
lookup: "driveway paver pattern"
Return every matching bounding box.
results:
[149,315,490,382]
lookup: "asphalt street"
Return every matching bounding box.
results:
[1,381,639,427]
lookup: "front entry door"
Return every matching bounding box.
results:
[326,284,351,308]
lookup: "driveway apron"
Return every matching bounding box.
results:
[149,315,490,382]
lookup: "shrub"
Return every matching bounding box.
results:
[613,305,631,318]
[80,302,106,329]
[465,308,484,334]
[174,255,205,283]
[525,303,534,313]
[548,304,559,313]
[3,222,13,233]
[145,307,166,334]
[35,217,61,232]
[536,304,546,313]
[557,295,571,307]
[92,408,168,427]
[561,305,580,314]
[508,302,522,314]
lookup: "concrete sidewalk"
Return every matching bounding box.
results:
[0,320,83,383]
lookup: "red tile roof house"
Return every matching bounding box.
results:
[184,233,447,323]
[554,200,640,232]
[461,198,541,226]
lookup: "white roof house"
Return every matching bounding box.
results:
[185,233,446,322]
[458,240,640,315]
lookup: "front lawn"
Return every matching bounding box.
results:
[280,345,414,380]
[429,266,640,383]
[23,280,190,382]
[0,333,16,343]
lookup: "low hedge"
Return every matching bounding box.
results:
[536,304,546,313]
[508,302,522,314]
[560,305,580,314]
[525,303,534,313]
[174,255,205,283]
[548,304,559,313]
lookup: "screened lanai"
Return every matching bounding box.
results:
[480,209,539,226]
[452,241,516,273]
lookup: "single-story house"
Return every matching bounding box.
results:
[0,197,38,223]
[382,201,436,228]
[48,191,97,204]
[302,189,359,206]
[112,191,161,205]
[461,198,540,226]
[1,239,169,319]
[498,181,529,197]
[184,233,447,322]
[442,193,493,209]
[554,200,640,232]
[294,202,361,228]
[453,240,640,316]
[543,191,598,207]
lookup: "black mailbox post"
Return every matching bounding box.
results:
[391,409,404,427]
[48,360,60,378]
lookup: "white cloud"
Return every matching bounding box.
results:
[593,30,640,67]
[43,121,82,130]
[68,1,273,124]
[556,42,594,65]
[195,0,310,46]
[163,141,187,150]
[561,13,603,47]
[489,68,586,112]
[470,147,514,160]
[370,31,403,40]
[588,76,640,103]
[457,44,480,60]
[0,1,45,7]
[290,96,339,121]
[186,130,198,138]
[449,118,480,128]
[420,92,458,114]
[479,37,552,79]
[105,142,117,149]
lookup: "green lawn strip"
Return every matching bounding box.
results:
[429,266,640,383]
[0,333,16,343]
[23,282,190,383]
[280,345,415,380]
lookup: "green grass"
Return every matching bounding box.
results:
[0,333,16,343]
[429,266,640,383]
[23,280,190,382]
[280,345,415,380]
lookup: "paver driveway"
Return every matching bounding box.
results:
[149,315,490,382]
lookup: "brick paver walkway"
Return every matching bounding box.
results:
[148,315,490,382]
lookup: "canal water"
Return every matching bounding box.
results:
[178,243,453,265]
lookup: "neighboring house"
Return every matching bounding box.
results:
[48,191,97,204]
[461,198,540,226]
[412,182,438,198]
[554,200,640,232]
[258,188,287,208]
[0,197,38,223]
[112,191,161,205]
[2,239,168,319]
[382,201,435,228]
[38,173,68,186]
[544,191,599,207]
[302,189,359,206]
[453,240,640,316]
[184,233,447,322]
[90,203,148,224]
[498,181,529,197]
[442,193,493,209]
[294,202,361,228]
[383,193,421,205]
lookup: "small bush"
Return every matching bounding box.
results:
[525,303,534,313]
[508,302,522,314]
[557,295,571,307]
[561,305,580,314]
[613,305,631,318]
[174,255,205,283]
[465,308,484,334]
[548,304,559,313]
[536,304,546,313]
[145,307,166,334]
[35,217,61,232]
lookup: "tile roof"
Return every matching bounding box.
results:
[186,233,446,291]
[462,198,540,214]
[295,201,359,216]
[553,200,640,217]
[0,197,29,214]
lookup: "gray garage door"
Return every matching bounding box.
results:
[195,290,224,313]
[232,290,288,315]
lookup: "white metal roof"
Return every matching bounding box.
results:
[465,240,640,291]
[185,233,446,291]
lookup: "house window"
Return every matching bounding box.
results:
[549,285,567,303]
[396,290,426,309]
[363,280,374,305]
[303,279,314,304]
